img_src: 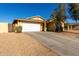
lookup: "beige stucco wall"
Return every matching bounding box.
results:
[17,22,22,26]
[0,23,8,33]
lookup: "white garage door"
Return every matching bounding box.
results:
[22,23,40,32]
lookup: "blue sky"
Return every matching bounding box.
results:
[0,3,77,23]
[0,3,59,23]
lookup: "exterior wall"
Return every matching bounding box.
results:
[17,21,22,26]
[0,23,8,33]
[40,23,44,31]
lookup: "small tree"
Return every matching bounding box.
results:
[49,4,66,32]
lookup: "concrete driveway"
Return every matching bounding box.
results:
[25,32,79,56]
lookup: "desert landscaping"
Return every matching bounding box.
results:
[0,33,58,56]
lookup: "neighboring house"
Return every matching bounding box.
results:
[64,23,79,30]
[0,23,8,33]
[12,16,47,32]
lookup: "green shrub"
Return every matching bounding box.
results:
[15,26,22,33]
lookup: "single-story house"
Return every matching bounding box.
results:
[12,16,47,32]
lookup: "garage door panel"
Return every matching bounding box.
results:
[22,23,40,32]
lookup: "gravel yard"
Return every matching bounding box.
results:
[0,33,58,56]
